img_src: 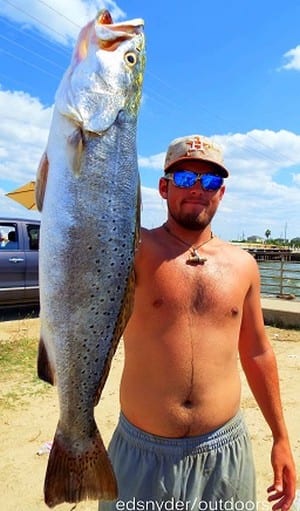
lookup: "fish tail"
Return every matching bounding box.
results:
[44,422,118,508]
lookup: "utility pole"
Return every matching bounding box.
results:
[284,222,288,246]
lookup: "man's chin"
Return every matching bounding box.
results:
[171,215,209,231]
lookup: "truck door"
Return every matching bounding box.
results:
[24,222,40,304]
[0,222,26,304]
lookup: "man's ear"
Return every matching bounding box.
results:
[159,177,168,199]
[219,184,226,200]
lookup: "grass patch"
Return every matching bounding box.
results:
[0,334,51,410]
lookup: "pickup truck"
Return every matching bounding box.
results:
[0,218,40,308]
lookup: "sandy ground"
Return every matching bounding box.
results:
[0,318,299,511]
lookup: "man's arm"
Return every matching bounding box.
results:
[238,257,296,511]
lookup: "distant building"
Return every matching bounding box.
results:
[247,235,264,243]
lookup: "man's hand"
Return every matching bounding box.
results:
[267,439,296,511]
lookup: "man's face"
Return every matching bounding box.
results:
[159,161,226,231]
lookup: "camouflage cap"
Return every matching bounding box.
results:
[164,134,229,177]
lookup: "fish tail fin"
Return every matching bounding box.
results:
[44,421,117,508]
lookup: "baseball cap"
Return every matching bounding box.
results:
[164,134,229,177]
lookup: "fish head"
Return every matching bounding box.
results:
[55,10,145,134]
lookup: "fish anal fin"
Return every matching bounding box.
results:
[37,338,55,386]
[35,152,49,211]
[44,421,117,507]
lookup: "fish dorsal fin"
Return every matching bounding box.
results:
[35,152,49,211]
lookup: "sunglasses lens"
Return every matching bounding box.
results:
[173,171,197,188]
[201,174,223,191]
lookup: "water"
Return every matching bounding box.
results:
[258,260,300,298]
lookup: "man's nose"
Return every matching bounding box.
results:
[189,183,204,194]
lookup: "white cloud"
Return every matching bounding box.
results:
[0,90,52,183]
[1,87,300,240]
[139,129,300,240]
[141,186,166,228]
[138,152,165,170]
[278,45,300,71]
[0,0,126,45]
[293,173,300,186]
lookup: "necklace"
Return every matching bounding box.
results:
[163,223,214,265]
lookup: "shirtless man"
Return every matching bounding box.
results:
[101,135,296,511]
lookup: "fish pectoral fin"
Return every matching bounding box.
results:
[68,128,85,176]
[37,338,56,386]
[44,421,118,507]
[35,152,49,211]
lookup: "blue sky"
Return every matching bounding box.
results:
[0,0,300,241]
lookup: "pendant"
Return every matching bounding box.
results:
[186,248,207,265]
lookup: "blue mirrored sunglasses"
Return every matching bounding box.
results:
[164,170,224,191]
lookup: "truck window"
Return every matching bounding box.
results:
[0,223,19,249]
[27,224,40,250]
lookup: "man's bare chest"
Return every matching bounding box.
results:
[145,258,245,317]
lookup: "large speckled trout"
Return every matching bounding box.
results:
[36,10,145,508]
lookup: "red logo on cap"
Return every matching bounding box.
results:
[186,136,205,155]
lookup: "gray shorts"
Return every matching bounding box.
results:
[100,411,256,511]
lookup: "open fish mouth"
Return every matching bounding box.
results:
[78,9,144,54]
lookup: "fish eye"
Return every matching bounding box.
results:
[124,52,137,66]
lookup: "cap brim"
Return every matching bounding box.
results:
[164,156,229,178]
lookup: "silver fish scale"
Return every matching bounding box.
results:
[39,122,139,435]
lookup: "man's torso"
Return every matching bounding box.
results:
[120,227,254,437]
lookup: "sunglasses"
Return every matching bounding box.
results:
[164,170,224,191]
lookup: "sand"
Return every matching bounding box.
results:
[0,318,299,511]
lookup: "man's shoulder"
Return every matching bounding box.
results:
[140,226,162,243]
[217,240,258,266]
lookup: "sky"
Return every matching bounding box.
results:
[0,0,300,241]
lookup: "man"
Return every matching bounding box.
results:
[101,135,296,510]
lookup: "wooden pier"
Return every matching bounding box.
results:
[231,242,297,261]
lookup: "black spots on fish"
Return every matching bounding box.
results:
[102,310,112,317]
[89,324,98,335]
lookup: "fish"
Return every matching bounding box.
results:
[35,9,145,508]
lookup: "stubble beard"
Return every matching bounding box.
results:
[168,208,214,231]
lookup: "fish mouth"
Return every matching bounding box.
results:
[96,9,144,51]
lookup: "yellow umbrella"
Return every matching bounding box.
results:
[5,181,37,210]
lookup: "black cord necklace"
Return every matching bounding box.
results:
[163,223,214,265]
